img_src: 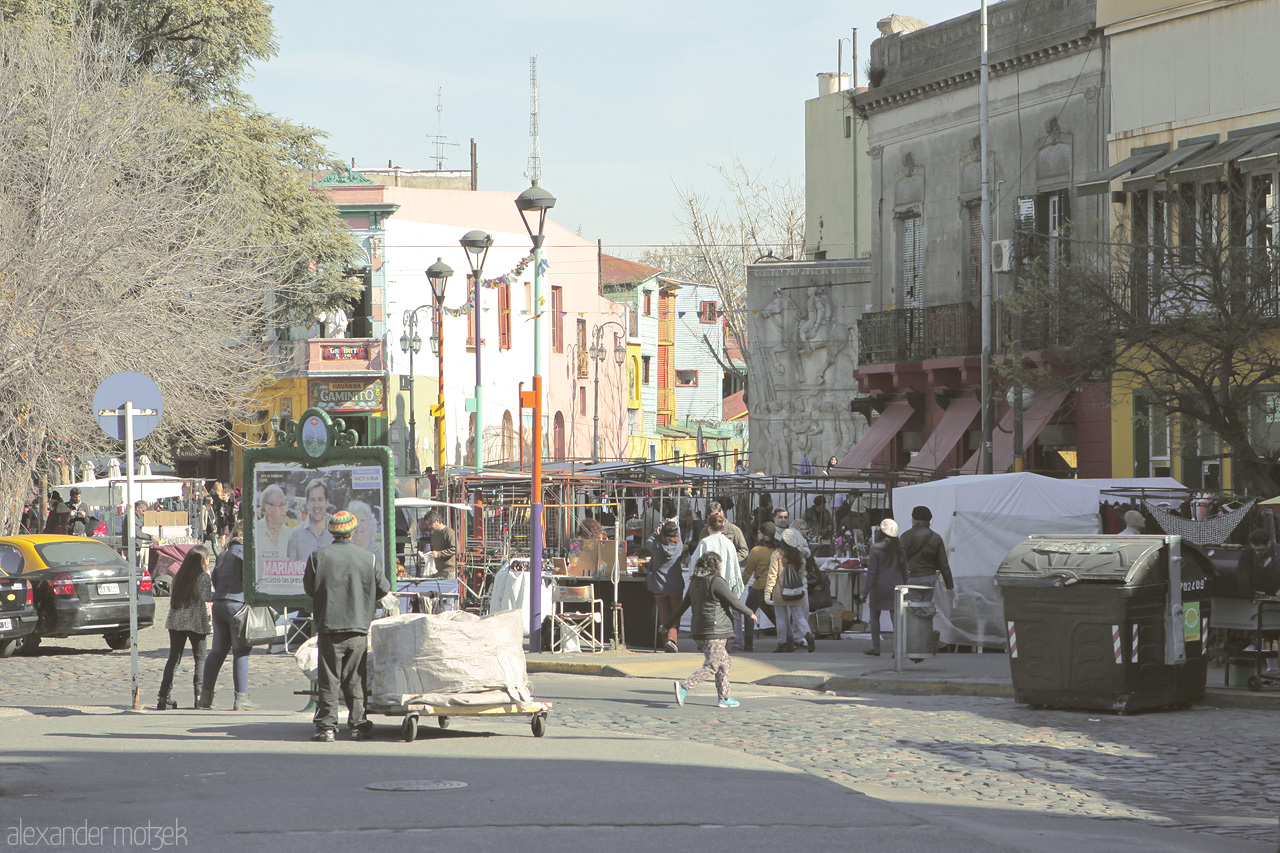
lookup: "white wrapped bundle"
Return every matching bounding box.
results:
[367,609,532,706]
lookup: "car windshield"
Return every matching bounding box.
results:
[35,540,126,569]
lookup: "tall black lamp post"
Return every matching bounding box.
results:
[459,230,492,473]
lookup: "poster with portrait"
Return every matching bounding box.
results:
[242,408,394,606]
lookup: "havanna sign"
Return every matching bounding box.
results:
[308,377,386,413]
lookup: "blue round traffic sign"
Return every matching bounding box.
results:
[93,372,163,440]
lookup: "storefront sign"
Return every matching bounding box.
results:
[308,377,385,413]
[321,343,370,361]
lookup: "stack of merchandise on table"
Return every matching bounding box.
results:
[366,609,533,707]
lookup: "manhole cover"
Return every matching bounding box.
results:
[366,780,468,792]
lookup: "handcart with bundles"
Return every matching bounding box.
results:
[362,608,551,742]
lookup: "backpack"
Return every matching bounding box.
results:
[780,557,806,603]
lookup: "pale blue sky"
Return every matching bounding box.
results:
[245,0,974,253]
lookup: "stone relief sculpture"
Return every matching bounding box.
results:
[746,266,870,475]
[757,291,792,380]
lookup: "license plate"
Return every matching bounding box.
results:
[0,618,10,631]
[97,583,120,595]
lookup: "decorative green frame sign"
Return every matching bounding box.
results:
[241,407,394,608]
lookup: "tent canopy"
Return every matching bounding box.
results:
[61,476,187,507]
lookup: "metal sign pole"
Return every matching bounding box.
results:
[125,401,140,710]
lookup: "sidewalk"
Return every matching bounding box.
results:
[528,632,1280,710]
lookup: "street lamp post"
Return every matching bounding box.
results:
[590,321,627,463]
[426,259,453,475]
[399,262,451,476]
[515,184,555,652]
[399,311,424,473]
[460,230,492,474]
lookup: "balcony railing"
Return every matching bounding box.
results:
[858,303,982,365]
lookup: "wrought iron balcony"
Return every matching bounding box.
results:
[858,303,982,365]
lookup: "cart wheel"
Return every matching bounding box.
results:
[1248,676,1263,692]
[437,716,450,729]
[531,713,547,738]
[403,714,419,742]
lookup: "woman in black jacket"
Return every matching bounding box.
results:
[663,552,756,708]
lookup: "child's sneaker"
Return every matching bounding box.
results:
[673,681,688,706]
[717,697,740,708]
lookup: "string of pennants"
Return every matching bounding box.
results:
[440,254,551,317]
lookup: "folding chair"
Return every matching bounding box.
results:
[551,585,604,653]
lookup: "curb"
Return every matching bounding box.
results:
[528,660,1280,709]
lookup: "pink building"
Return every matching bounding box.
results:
[321,179,627,468]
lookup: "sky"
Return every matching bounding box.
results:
[244,0,976,256]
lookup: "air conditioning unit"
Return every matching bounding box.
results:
[991,240,1013,273]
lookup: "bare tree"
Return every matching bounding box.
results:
[639,158,805,377]
[1007,200,1280,495]
[0,18,277,530]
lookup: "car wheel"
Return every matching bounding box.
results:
[0,638,18,658]
[17,634,40,656]
[104,632,131,651]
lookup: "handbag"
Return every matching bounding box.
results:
[233,604,277,646]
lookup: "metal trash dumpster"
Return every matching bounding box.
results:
[995,534,1210,713]
[893,585,936,668]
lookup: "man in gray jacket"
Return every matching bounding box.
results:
[900,505,955,604]
[303,510,391,742]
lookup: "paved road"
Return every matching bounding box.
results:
[3,602,1275,851]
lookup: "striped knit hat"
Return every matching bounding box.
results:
[328,510,358,536]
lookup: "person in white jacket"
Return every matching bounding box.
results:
[687,512,747,650]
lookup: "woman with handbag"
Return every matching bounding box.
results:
[764,527,816,653]
[864,518,909,657]
[198,523,260,711]
[156,546,212,710]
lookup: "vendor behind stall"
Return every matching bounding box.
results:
[420,511,458,579]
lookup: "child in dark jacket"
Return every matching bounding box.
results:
[663,552,756,708]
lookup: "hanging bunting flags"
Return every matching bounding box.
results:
[435,254,551,317]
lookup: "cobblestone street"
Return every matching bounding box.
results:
[3,601,1275,850]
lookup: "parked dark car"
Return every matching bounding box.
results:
[0,567,36,657]
[0,535,154,653]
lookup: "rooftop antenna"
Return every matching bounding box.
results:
[425,83,459,171]
[525,56,541,185]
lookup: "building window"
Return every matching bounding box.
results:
[628,302,639,337]
[844,115,852,139]
[579,385,587,416]
[965,202,982,299]
[1016,190,1071,280]
[466,275,478,350]
[576,319,588,378]
[498,282,511,350]
[675,369,698,387]
[628,356,640,407]
[641,355,651,385]
[643,290,652,316]
[897,213,923,308]
[551,286,563,353]
[698,300,717,323]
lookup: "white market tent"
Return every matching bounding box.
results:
[61,476,187,507]
[891,473,1185,648]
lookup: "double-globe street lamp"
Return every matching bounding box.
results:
[460,230,492,474]
[398,259,453,476]
[590,321,627,463]
[514,184,555,652]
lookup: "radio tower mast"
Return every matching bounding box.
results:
[525,56,541,186]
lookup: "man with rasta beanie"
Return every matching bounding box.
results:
[304,509,391,742]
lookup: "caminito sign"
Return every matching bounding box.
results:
[307,377,386,414]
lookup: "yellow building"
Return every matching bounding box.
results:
[1080,0,1280,489]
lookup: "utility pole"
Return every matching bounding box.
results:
[979,0,994,474]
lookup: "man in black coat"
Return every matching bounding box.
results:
[303,510,391,742]
[900,505,956,604]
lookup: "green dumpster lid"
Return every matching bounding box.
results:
[995,534,1171,587]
